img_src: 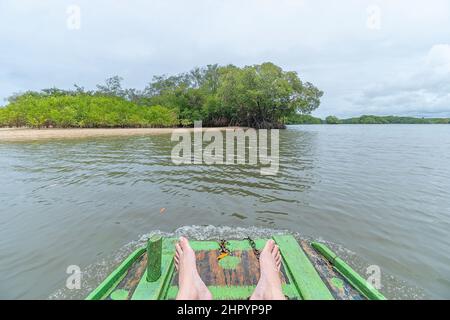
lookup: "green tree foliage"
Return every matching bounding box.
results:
[144,62,322,128]
[0,62,323,129]
[326,115,340,124]
[0,94,177,128]
[340,115,450,124]
[284,114,450,125]
[214,63,323,128]
[286,114,322,124]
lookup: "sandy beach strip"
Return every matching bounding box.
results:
[0,127,238,142]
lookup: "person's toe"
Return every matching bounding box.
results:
[275,254,281,264]
[174,256,179,270]
[175,243,183,256]
[179,236,191,250]
[264,239,275,253]
[273,246,281,258]
[272,244,279,256]
[275,256,281,270]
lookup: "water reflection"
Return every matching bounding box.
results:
[0,125,449,299]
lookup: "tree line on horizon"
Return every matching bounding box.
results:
[287,114,450,125]
[0,62,323,129]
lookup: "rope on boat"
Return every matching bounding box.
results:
[217,237,261,261]
[217,239,231,260]
[244,236,260,260]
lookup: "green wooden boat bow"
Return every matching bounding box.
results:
[86,235,386,300]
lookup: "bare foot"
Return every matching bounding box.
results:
[250,240,286,300]
[174,237,213,300]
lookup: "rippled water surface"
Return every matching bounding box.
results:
[0,125,449,299]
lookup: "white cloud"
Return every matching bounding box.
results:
[426,44,450,73]
[343,45,450,117]
[0,0,449,117]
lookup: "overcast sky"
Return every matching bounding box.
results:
[1,0,449,118]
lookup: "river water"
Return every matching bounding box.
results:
[0,125,449,299]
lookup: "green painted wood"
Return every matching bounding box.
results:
[311,242,386,300]
[273,235,334,300]
[146,236,162,282]
[311,242,337,262]
[331,277,344,289]
[103,271,128,299]
[131,238,176,300]
[110,289,129,300]
[166,284,300,300]
[89,237,377,301]
[189,239,268,251]
[85,247,146,300]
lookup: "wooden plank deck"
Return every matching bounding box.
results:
[99,235,365,300]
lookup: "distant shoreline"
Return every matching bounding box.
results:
[1,122,448,142]
[0,127,240,142]
[287,114,450,125]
